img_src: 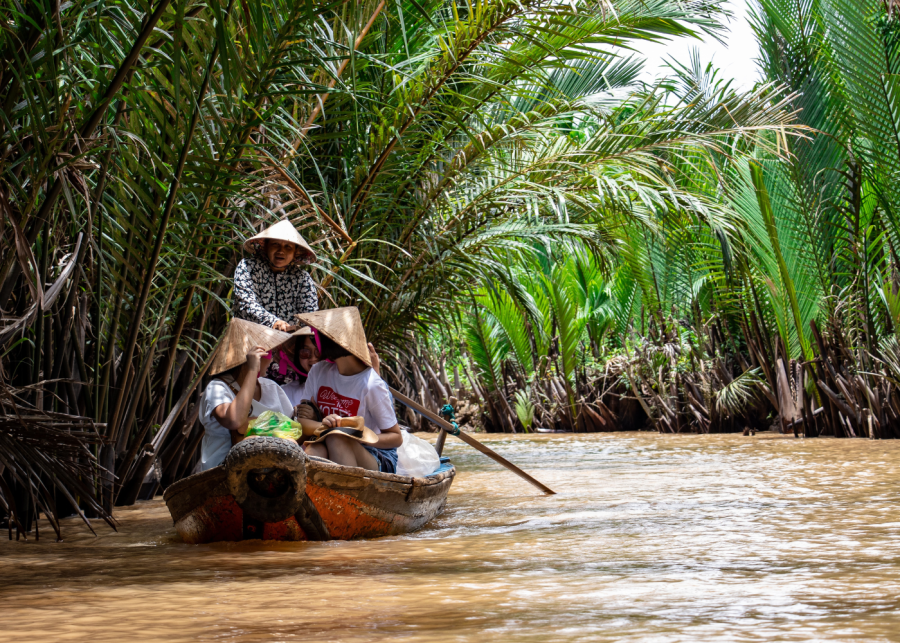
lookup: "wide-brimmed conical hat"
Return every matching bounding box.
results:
[243,219,316,265]
[295,307,371,367]
[210,318,292,375]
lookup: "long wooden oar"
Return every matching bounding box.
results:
[389,387,556,495]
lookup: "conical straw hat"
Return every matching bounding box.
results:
[210,318,292,376]
[243,219,317,265]
[295,307,371,367]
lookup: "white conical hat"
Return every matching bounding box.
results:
[295,307,371,367]
[209,318,292,375]
[243,219,316,265]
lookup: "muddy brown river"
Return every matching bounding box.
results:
[2,433,900,641]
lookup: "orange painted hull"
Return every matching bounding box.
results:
[163,456,455,544]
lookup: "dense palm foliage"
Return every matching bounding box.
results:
[459,0,900,439]
[0,0,812,535]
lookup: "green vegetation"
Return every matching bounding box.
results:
[3,0,898,536]
[457,0,900,438]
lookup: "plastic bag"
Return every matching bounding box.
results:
[246,410,302,441]
[395,430,440,477]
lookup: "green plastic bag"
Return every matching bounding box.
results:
[246,410,302,440]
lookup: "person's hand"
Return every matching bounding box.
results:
[321,414,343,428]
[295,403,315,420]
[272,320,291,332]
[367,342,381,376]
[245,346,267,375]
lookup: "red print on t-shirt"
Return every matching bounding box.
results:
[315,386,361,418]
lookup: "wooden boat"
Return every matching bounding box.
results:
[162,436,455,543]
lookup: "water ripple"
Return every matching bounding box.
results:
[3,433,900,642]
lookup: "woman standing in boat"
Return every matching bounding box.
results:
[199,319,294,471]
[294,307,402,473]
[233,219,318,332]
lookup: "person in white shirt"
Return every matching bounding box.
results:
[281,326,382,415]
[294,307,402,473]
[199,319,294,471]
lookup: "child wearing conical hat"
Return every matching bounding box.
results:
[294,307,402,473]
[279,326,321,408]
[233,218,318,336]
[199,319,294,471]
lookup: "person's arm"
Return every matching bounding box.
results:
[320,414,342,427]
[293,365,319,419]
[364,377,401,448]
[367,343,380,377]
[297,269,319,313]
[233,259,281,327]
[374,424,402,449]
[317,415,401,447]
[212,347,264,433]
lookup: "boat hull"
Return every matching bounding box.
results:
[163,454,455,544]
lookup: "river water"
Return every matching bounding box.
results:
[2,433,900,642]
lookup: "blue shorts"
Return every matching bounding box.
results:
[363,445,398,474]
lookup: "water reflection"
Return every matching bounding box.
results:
[3,433,900,642]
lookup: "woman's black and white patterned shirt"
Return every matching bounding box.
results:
[233,256,318,326]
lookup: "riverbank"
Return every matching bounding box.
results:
[3,433,900,642]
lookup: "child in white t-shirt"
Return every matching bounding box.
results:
[295,309,401,473]
[199,320,293,471]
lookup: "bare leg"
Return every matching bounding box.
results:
[304,442,328,459]
[347,440,380,471]
[324,434,378,470]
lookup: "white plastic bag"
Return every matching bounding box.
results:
[395,430,441,477]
